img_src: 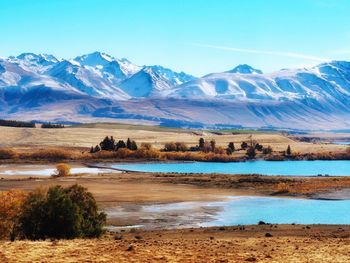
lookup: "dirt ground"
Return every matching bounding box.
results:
[0,124,348,155]
[1,225,350,262]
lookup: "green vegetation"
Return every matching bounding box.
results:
[18,185,106,240]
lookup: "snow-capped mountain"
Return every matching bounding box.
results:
[226,64,263,74]
[170,61,350,107]
[119,65,195,97]
[1,52,350,129]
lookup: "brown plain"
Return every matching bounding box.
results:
[0,124,348,156]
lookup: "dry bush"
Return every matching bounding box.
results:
[161,151,239,162]
[133,148,161,159]
[114,148,134,158]
[23,148,73,160]
[163,142,188,152]
[0,148,17,159]
[0,190,27,240]
[52,163,71,177]
[213,146,226,155]
[275,182,290,193]
[140,143,153,150]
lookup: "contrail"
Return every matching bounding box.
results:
[187,43,330,62]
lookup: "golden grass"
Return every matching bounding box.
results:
[0,125,348,156]
[1,225,350,262]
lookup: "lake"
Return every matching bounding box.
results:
[111,160,350,176]
[202,196,350,226]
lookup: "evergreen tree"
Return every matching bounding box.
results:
[116,140,126,150]
[126,138,132,150]
[226,142,235,155]
[94,145,101,153]
[241,141,248,149]
[130,140,138,150]
[199,138,205,150]
[286,145,292,155]
[210,139,216,152]
[99,136,115,151]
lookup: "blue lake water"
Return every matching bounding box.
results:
[112,160,350,176]
[202,196,350,226]
[333,141,350,145]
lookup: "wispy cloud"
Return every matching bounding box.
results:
[332,49,350,55]
[187,43,330,62]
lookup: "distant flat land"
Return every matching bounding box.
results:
[0,123,348,155]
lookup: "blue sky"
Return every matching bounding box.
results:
[1,0,350,76]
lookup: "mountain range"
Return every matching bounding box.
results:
[1,52,350,130]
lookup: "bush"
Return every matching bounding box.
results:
[0,148,17,159]
[18,185,106,240]
[52,163,71,177]
[25,148,73,160]
[140,143,152,150]
[163,142,188,152]
[0,190,27,240]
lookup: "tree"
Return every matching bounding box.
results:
[130,140,138,151]
[255,143,263,151]
[241,141,248,149]
[286,145,292,156]
[246,146,256,159]
[226,142,235,155]
[210,140,216,152]
[94,145,101,153]
[0,190,27,240]
[99,136,115,151]
[52,163,71,177]
[116,140,126,150]
[18,185,106,240]
[126,138,132,150]
[246,135,257,159]
[199,138,205,150]
[262,146,273,154]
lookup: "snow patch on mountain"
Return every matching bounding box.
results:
[119,65,196,97]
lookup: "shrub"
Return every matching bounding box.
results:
[26,148,73,160]
[52,163,71,177]
[276,183,290,193]
[140,143,152,150]
[262,146,273,155]
[163,142,188,152]
[0,148,17,159]
[0,190,27,240]
[18,185,106,240]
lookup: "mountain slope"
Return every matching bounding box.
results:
[119,65,195,97]
[1,52,350,130]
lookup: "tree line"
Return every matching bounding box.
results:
[0,119,66,129]
[0,119,35,128]
[90,136,138,153]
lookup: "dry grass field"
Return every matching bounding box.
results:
[0,123,348,155]
[1,225,350,263]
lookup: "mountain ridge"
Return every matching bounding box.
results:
[0,52,350,130]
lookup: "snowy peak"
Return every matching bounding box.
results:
[73,51,141,80]
[74,51,113,67]
[119,65,196,97]
[227,64,263,74]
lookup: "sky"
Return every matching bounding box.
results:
[1,0,350,76]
